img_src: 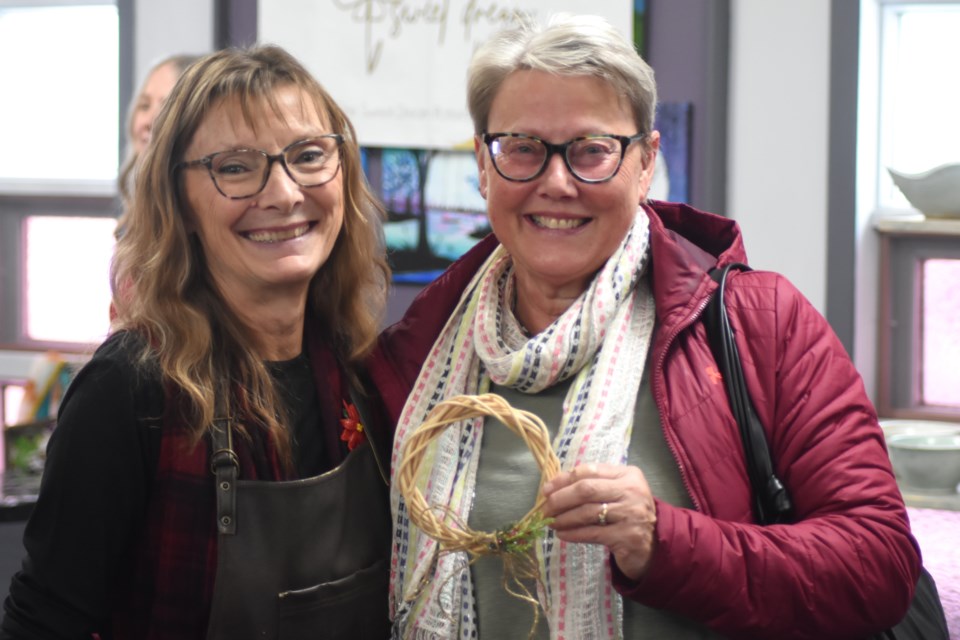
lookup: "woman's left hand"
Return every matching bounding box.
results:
[541,463,657,580]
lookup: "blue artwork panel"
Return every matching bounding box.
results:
[654,101,691,204]
[362,146,488,283]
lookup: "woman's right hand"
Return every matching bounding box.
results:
[541,462,658,579]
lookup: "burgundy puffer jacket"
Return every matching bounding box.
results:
[369,201,920,639]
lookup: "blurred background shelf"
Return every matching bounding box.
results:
[902,490,960,512]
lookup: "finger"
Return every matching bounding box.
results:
[541,476,612,517]
[550,500,611,531]
[542,464,630,516]
[550,515,656,581]
[542,463,595,495]
[543,462,618,495]
[551,524,610,546]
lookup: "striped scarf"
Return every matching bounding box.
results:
[389,210,655,640]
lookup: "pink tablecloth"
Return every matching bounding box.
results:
[907,507,960,638]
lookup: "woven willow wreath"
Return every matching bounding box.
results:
[397,393,561,557]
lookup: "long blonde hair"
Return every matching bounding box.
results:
[111,45,390,457]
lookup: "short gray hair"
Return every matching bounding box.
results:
[467,13,657,137]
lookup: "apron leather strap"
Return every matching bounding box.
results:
[210,420,238,535]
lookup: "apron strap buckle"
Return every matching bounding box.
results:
[210,421,239,535]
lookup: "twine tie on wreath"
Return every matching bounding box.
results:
[396,393,561,639]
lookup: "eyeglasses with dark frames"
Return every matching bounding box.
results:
[481,132,647,184]
[176,134,344,199]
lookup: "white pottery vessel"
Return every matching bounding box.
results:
[879,419,960,443]
[888,163,960,218]
[887,433,960,494]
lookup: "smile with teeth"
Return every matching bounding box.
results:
[243,222,313,243]
[529,215,588,230]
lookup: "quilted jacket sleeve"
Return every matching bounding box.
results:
[615,271,921,640]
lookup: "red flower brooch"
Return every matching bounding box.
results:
[340,400,366,451]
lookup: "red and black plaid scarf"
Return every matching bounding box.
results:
[107,404,284,639]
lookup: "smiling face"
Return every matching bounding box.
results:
[180,85,344,309]
[131,61,181,156]
[477,70,659,299]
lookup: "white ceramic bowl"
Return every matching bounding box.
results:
[887,433,960,494]
[879,419,960,443]
[888,163,960,218]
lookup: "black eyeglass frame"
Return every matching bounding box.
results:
[481,132,647,184]
[175,133,345,200]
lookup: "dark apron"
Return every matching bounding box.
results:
[205,425,392,640]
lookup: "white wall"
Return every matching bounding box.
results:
[133,0,214,86]
[728,1,832,312]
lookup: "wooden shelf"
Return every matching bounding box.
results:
[874,214,960,237]
[902,489,960,512]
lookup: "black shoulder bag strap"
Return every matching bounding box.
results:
[704,263,792,525]
[705,264,949,639]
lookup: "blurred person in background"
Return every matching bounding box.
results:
[116,53,199,236]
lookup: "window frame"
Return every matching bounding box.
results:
[0,0,126,353]
[0,195,117,351]
[862,0,960,421]
[874,0,960,210]
[876,220,960,420]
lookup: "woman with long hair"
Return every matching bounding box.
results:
[2,45,393,640]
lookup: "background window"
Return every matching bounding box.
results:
[877,230,960,418]
[0,4,118,184]
[877,3,960,208]
[0,2,118,349]
[24,216,115,344]
[870,1,960,419]
[921,259,960,407]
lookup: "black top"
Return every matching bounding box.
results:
[0,332,330,638]
[268,352,329,478]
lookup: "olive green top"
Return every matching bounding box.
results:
[468,364,724,638]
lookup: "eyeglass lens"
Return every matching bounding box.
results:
[209,137,340,198]
[490,135,625,182]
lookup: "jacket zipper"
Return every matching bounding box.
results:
[652,294,714,515]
